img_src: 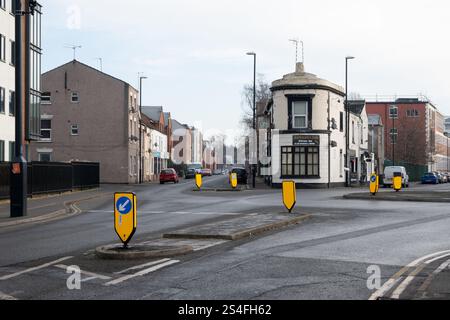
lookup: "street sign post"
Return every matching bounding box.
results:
[282,181,297,213]
[114,193,137,248]
[369,173,379,196]
[195,173,202,190]
[393,173,402,192]
[231,173,238,189]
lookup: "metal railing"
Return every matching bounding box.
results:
[0,161,100,200]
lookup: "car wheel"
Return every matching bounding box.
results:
[160,181,164,184]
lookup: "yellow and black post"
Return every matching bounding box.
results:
[369,173,379,196]
[393,172,402,192]
[282,181,297,213]
[195,173,202,190]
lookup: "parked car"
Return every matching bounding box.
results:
[185,168,197,179]
[421,172,439,184]
[383,166,409,188]
[200,168,212,177]
[443,172,450,183]
[230,167,248,185]
[433,172,444,184]
[159,168,179,184]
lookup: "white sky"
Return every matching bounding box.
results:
[41,0,450,142]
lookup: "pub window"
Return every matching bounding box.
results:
[10,40,15,66]
[340,112,344,132]
[0,34,5,61]
[281,146,319,178]
[8,90,15,116]
[0,140,4,162]
[0,0,5,10]
[9,141,15,161]
[292,101,308,129]
[0,87,5,113]
[352,121,355,144]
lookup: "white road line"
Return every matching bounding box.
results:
[418,259,450,293]
[391,264,427,299]
[369,277,403,300]
[0,256,73,281]
[407,250,450,267]
[0,291,18,300]
[193,242,227,251]
[53,264,112,280]
[425,253,450,265]
[104,260,179,286]
[81,276,98,283]
[114,259,171,275]
[369,249,450,300]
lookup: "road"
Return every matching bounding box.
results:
[1,175,450,300]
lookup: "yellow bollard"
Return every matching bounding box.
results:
[282,181,297,213]
[231,173,238,189]
[393,175,402,192]
[369,173,379,196]
[195,173,202,190]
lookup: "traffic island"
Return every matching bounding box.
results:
[95,244,194,260]
[163,212,311,241]
[343,191,450,203]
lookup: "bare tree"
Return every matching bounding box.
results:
[241,74,271,131]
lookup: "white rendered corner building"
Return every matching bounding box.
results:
[265,62,369,188]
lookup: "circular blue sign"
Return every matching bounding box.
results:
[371,175,377,183]
[116,197,132,215]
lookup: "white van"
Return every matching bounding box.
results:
[383,166,409,188]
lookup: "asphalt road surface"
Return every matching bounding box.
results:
[1,175,450,300]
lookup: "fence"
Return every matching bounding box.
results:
[383,160,428,182]
[0,161,100,200]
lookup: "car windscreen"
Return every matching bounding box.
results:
[161,170,173,174]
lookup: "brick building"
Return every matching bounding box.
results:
[366,97,450,176]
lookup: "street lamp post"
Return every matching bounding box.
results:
[247,52,256,189]
[345,56,355,187]
[139,76,148,184]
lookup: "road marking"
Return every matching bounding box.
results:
[54,264,112,280]
[369,249,450,300]
[425,253,450,265]
[418,258,450,294]
[0,291,18,300]
[370,250,450,300]
[104,260,179,286]
[369,276,404,300]
[0,256,73,281]
[391,264,427,299]
[114,259,171,275]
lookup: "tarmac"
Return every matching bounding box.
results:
[343,190,450,202]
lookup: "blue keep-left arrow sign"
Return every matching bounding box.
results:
[116,197,132,215]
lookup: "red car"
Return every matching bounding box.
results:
[159,168,179,184]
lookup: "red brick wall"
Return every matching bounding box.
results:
[366,103,428,165]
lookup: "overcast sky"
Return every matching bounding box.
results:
[41,0,450,142]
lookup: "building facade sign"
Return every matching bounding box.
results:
[293,135,320,146]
